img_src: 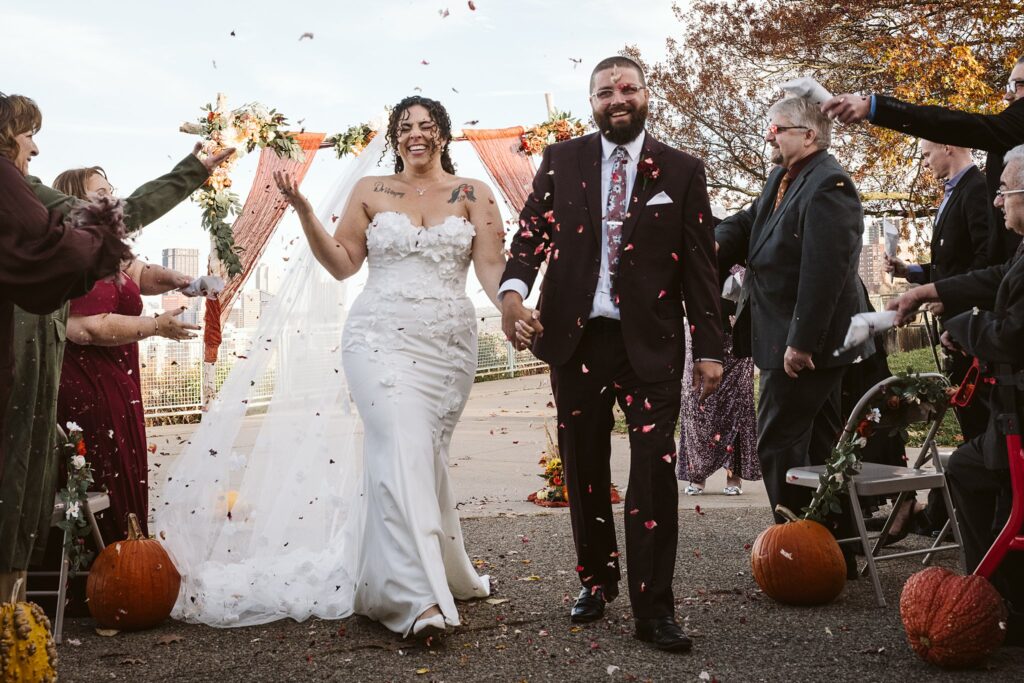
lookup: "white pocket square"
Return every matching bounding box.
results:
[646,191,673,206]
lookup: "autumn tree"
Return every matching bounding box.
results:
[629,0,1024,219]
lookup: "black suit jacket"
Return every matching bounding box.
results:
[872,95,1024,265]
[908,165,990,284]
[500,132,723,382]
[716,152,872,369]
[938,253,1024,469]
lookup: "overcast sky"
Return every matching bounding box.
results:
[4,0,684,304]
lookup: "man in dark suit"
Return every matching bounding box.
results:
[499,56,723,653]
[887,141,991,440]
[888,143,1024,646]
[884,141,992,537]
[716,95,871,530]
[823,56,1024,265]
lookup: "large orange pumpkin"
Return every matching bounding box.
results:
[86,514,181,630]
[900,567,1008,668]
[750,507,846,605]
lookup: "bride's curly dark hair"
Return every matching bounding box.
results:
[386,96,456,175]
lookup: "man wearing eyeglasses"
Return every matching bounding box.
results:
[888,144,1024,646]
[823,56,1024,266]
[715,96,871,557]
[499,55,723,653]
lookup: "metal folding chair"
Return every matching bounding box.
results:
[27,492,109,644]
[786,373,965,607]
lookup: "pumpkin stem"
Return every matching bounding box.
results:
[775,505,801,522]
[127,513,144,541]
[9,577,23,604]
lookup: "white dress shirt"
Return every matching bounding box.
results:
[499,132,646,320]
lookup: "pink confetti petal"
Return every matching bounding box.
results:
[581,363,589,374]
[644,520,657,530]
[640,423,655,433]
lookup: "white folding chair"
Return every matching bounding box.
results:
[27,491,109,644]
[786,373,966,607]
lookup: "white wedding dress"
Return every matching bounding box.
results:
[343,211,490,634]
[153,134,488,635]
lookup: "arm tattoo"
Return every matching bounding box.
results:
[448,183,477,203]
[373,182,405,199]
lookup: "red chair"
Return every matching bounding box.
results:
[972,364,1024,579]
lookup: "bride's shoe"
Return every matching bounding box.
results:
[412,612,446,639]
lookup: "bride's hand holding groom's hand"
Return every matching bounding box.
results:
[500,292,542,351]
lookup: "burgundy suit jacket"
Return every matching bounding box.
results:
[501,132,723,382]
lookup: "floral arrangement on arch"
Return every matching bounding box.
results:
[186,96,304,276]
[57,423,97,574]
[520,111,589,156]
[326,123,378,159]
[803,371,951,522]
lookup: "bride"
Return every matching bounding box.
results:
[154,96,510,639]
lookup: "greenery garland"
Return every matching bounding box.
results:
[57,423,97,575]
[191,99,304,276]
[802,370,951,523]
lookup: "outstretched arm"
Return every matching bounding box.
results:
[27,144,233,232]
[274,171,368,280]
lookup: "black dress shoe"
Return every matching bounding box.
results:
[570,586,607,623]
[634,616,692,653]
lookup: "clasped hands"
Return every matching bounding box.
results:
[500,292,543,350]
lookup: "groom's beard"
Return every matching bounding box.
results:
[595,101,649,145]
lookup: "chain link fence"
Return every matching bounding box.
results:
[141,313,546,419]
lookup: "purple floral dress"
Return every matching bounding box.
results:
[676,274,761,483]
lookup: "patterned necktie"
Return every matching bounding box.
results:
[773,172,792,211]
[606,146,629,298]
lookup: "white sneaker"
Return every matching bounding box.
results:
[412,613,445,639]
[722,485,743,496]
[684,485,704,496]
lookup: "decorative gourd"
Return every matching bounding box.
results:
[86,514,181,630]
[750,506,846,605]
[900,567,1008,668]
[0,579,57,683]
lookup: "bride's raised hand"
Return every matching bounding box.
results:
[273,170,308,209]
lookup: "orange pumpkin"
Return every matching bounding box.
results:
[86,514,181,631]
[750,507,846,605]
[900,567,1008,668]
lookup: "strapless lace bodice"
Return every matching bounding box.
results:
[361,211,475,300]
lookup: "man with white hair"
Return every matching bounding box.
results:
[889,144,1024,645]
[716,96,871,549]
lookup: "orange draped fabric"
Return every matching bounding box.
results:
[462,127,536,215]
[203,132,325,363]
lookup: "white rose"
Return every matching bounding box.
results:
[71,455,86,470]
[65,501,81,520]
[66,421,82,432]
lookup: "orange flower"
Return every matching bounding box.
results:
[76,439,87,455]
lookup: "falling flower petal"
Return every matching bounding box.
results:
[644,520,657,529]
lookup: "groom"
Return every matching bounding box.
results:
[500,56,723,653]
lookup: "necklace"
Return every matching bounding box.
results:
[405,174,445,197]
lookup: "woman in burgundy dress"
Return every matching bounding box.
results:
[54,167,211,540]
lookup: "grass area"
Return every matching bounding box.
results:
[613,346,962,447]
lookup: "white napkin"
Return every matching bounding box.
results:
[883,220,900,258]
[833,311,899,356]
[721,271,743,303]
[780,77,834,105]
[180,275,225,299]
